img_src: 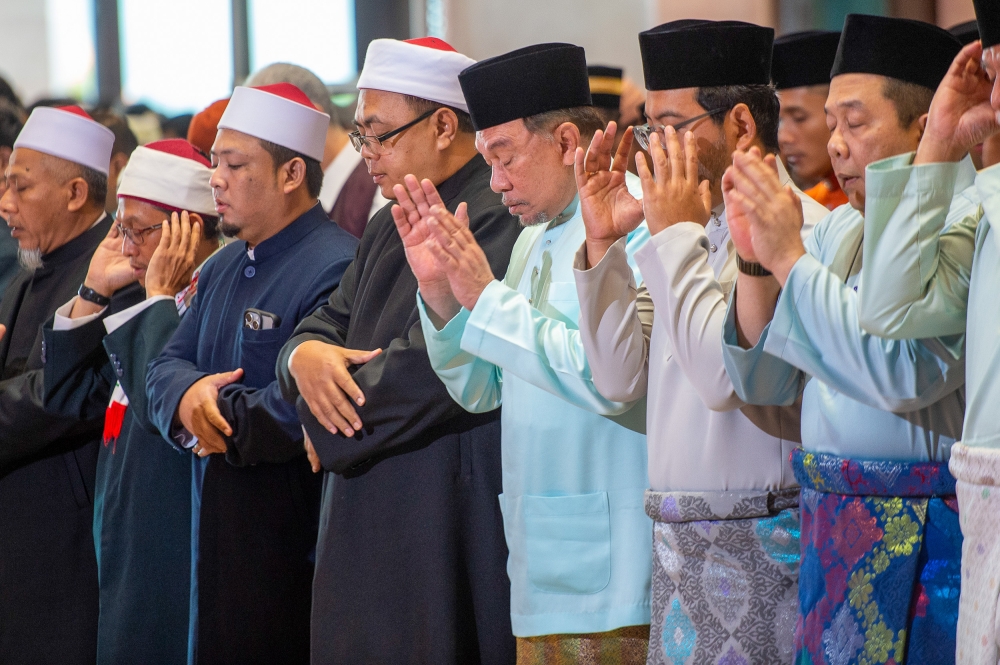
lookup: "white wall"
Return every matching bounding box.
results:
[0,0,50,104]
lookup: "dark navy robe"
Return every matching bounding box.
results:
[276,156,520,664]
[43,294,194,665]
[147,204,357,664]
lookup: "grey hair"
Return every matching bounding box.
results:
[245,63,338,126]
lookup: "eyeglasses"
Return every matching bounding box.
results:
[633,107,728,151]
[117,221,163,246]
[349,108,439,153]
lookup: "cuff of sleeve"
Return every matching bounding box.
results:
[104,295,174,334]
[53,297,105,331]
[461,280,508,357]
[416,290,471,365]
[573,235,628,275]
[763,253,824,359]
[721,288,772,365]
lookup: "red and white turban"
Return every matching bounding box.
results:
[357,37,476,113]
[117,139,215,216]
[14,105,115,175]
[217,82,329,162]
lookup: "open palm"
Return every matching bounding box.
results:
[576,122,644,243]
[86,222,137,295]
[392,175,451,285]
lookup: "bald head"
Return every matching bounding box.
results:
[245,63,338,125]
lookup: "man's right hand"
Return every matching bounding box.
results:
[917,41,1000,164]
[289,340,382,437]
[575,121,645,268]
[71,223,137,318]
[178,368,244,456]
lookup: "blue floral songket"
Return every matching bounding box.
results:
[790,449,962,665]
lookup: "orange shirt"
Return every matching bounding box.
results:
[804,175,849,211]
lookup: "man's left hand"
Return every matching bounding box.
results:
[636,127,712,235]
[425,204,496,311]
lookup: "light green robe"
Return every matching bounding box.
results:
[860,154,1000,449]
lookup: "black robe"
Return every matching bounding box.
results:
[0,215,132,664]
[43,295,192,665]
[276,155,521,665]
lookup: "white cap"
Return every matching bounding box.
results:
[357,38,476,113]
[217,83,329,161]
[117,139,216,216]
[14,105,115,175]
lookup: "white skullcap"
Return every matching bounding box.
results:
[217,83,329,161]
[14,105,115,175]
[117,139,216,216]
[357,38,476,113]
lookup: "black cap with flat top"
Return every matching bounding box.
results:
[458,43,591,131]
[771,30,841,89]
[588,65,623,110]
[831,14,962,90]
[949,20,981,45]
[973,0,1000,49]
[638,19,774,92]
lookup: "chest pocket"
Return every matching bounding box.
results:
[237,326,287,388]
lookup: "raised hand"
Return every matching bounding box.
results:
[180,368,244,457]
[289,340,382,437]
[145,211,202,297]
[917,41,1000,164]
[636,127,712,235]
[729,148,806,286]
[425,203,496,312]
[391,175,463,323]
[575,121,644,267]
[722,163,757,262]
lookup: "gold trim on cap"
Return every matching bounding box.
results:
[588,76,623,96]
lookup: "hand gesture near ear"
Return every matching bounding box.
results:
[917,41,1000,164]
[636,127,712,235]
[145,211,203,298]
[575,121,645,267]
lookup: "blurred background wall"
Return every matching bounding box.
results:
[0,0,976,120]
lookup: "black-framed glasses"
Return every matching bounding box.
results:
[349,108,439,153]
[117,221,163,246]
[633,107,728,151]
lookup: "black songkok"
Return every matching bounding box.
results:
[831,14,962,90]
[638,20,774,91]
[949,20,981,46]
[771,31,841,89]
[458,43,591,131]
[588,65,623,110]
[973,0,1000,49]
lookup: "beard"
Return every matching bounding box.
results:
[518,210,551,227]
[17,247,42,271]
[218,216,240,238]
[698,135,730,190]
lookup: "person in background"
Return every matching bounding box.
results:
[145,83,357,664]
[407,42,652,662]
[246,62,387,238]
[277,37,519,664]
[721,15,968,663]
[161,113,193,140]
[187,98,229,157]
[43,139,223,665]
[90,107,139,215]
[0,99,24,295]
[772,30,848,209]
[0,74,22,110]
[589,65,623,126]
[0,104,116,664]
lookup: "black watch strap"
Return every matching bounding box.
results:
[78,283,111,307]
[736,255,772,277]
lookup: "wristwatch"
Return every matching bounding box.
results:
[736,255,772,277]
[78,283,111,307]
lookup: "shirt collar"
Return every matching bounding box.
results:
[243,203,327,263]
[546,195,579,231]
[40,212,110,269]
